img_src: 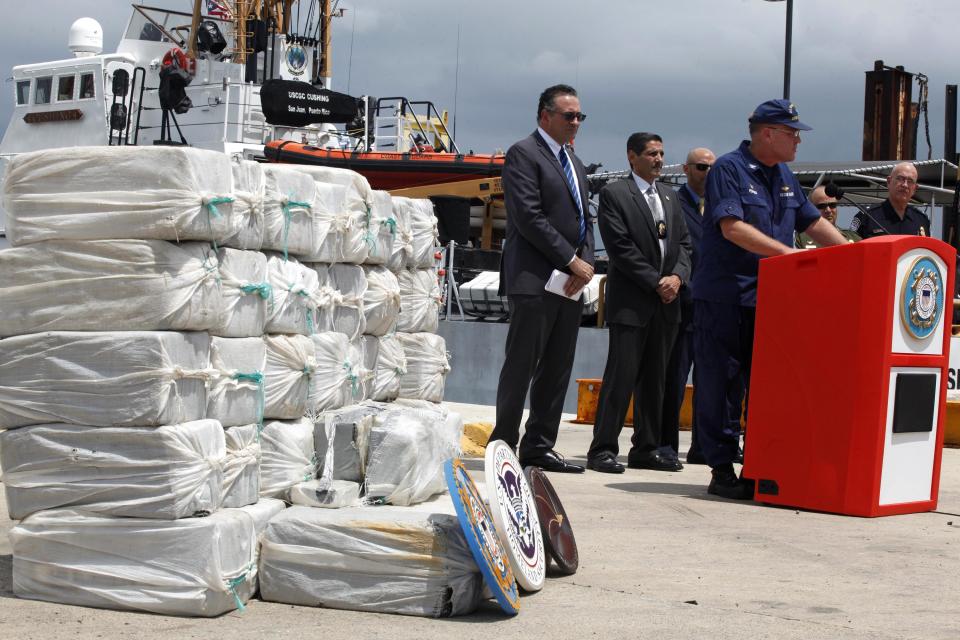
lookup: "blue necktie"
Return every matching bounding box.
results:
[558,146,586,246]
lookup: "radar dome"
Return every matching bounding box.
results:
[68,18,103,57]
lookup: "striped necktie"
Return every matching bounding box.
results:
[558,146,586,246]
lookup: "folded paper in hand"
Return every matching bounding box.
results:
[545,269,584,301]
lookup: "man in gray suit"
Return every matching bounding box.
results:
[586,132,692,474]
[489,84,595,474]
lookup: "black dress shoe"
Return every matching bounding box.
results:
[586,453,625,474]
[627,449,683,472]
[520,450,585,474]
[707,467,754,500]
[686,448,707,465]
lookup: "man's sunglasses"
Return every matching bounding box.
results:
[815,202,839,210]
[693,163,712,171]
[551,110,587,122]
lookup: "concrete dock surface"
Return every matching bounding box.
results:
[0,402,957,639]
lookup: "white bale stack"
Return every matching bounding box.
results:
[397,333,450,403]
[364,190,396,265]
[289,165,373,265]
[0,331,212,429]
[289,479,361,509]
[0,240,221,337]
[261,165,319,259]
[264,252,321,335]
[226,159,266,250]
[221,424,261,509]
[259,417,317,499]
[309,332,357,413]
[0,419,225,520]
[362,266,401,336]
[213,247,270,337]
[258,505,482,617]
[10,506,260,616]
[3,146,237,245]
[326,263,367,339]
[407,198,439,269]
[370,334,407,402]
[397,268,442,334]
[386,196,414,272]
[364,406,462,506]
[263,334,315,420]
[207,336,266,428]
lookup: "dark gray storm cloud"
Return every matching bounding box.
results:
[2,0,958,172]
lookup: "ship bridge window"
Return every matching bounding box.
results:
[34,77,52,104]
[79,73,95,100]
[57,75,76,102]
[15,80,30,105]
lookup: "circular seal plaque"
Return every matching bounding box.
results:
[444,458,519,615]
[485,440,546,592]
[524,465,579,575]
[901,255,944,340]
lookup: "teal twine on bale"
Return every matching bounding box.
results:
[227,571,250,612]
[282,198,312,261]
[383,217,398,236]
[240,282,273,300]
[290,286,315,334]
[343,361,360,397]
[205,196,233,219]
[232,371,265,431]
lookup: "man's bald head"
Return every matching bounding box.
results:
[809,185,839,225]
[682,147,715,197]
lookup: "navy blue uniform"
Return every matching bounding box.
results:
[692,140,820,467]
[851,199,930,239]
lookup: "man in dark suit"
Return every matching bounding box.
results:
[663,147,714,465]
[586,132,692,474]
[489,84,595,474]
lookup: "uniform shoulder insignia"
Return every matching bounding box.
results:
[850,216,861,233]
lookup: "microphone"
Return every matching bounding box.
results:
[824,182,891,236]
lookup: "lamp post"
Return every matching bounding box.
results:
[765,0,794,100]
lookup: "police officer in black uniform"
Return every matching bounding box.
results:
[851,162,930,238]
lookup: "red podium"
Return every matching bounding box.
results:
[743,236,955,516]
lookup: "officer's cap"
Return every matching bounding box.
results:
[748,99,812,131]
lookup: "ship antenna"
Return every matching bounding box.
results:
[346,6,356,94]
[453,21,461,141]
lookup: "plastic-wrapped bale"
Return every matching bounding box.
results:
[0,240,221,337]
[370,334,406,402]
[313,404,383,483]
[3,146,238,246]
[326,263,367,339]
[363,190,396,266]
[226,158,265,250]
[0,331,212,429]
[261,165,320,259]
[259,505,482,617]
[355,336,378,400]
[397,333,450,404]
[230,498,286,580]
[264,252,321,335]
[407,198,439,269]
[10,507,259,617]
[362,266,401,336]
[364,406,463,506]
[289,479,360,509]
[221,424,261,509]
[387,197,415,272]
[259,417,317,499]
[263,334,315,420]
[309,332,357,413]
[0,419,225,520]
[207,337,266,428]
[397,268,442,333]
[212,247,270,337]
[291,165,373,264]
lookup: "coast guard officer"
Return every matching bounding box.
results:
[693,100,846,499]
[851,162,930,238]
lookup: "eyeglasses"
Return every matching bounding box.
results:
[693,163,712,171]
[892,176,917,186]
[814,202,838,210]
[768,127,801,139]
[550,110,587,122]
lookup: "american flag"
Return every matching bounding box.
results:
[206,0,231,19]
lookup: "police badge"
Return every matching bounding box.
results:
[901,256,944,340]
